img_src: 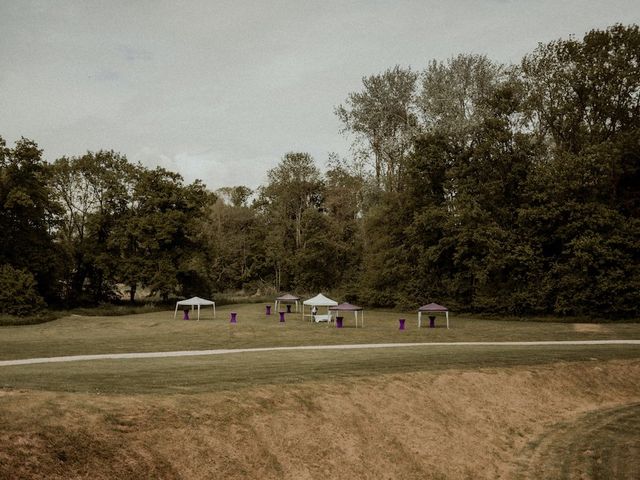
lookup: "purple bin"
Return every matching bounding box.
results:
[266,305,271,315]
[183,309,189,320]
[286,304,292,313]
[429,315,436,328]
[399,318,405,330]
[279,311,285,322]
[336,316,343,328]
[230,312,237,323]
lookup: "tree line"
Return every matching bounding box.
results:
[1,24,638,318]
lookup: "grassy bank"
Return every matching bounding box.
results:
[1,360,639,479]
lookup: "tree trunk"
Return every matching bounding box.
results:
[129,283,137,303]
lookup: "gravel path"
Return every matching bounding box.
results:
[1,340,639,367]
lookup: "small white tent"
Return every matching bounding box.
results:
[302,293,338,322]
[174,296,216,320]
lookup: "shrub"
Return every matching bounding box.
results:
[0,265,46,316]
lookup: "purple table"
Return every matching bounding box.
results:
[266,305,271,315]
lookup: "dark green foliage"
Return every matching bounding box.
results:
[0,264,46,316]
[342,24,640,318]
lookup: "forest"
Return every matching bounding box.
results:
[1,24,638,318]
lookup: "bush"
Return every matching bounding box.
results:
[0,265,46,316]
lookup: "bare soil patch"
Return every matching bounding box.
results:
[1,359,639,479]
[573,323,610,333]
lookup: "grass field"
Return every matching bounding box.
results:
[2,303,640,361]
[1,304,639,479]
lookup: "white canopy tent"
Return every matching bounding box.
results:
[302,293,338,322]
[174,296,216,320]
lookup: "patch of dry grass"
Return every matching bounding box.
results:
[1,360,639,479]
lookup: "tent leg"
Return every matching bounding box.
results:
[446,311,449,329]
[197,305,200,321]
[174,304,178,319]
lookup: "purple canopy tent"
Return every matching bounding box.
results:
[418,303,449,329]
[329,302,364,328]
[274,293,300,313]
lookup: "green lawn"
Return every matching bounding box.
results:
[1,303,639,394]
[2,344,640,394]
[1,303,639,362]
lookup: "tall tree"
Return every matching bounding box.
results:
[336,66,419,191]
[108,167,207,302]
[198,187,266,293]
[519,24,640,316]
[0,136,61,303]
[257,152,324,291]
[419,54,503,137]
[49,151,132,303]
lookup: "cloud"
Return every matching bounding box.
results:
[131,146,272,190]
[1,0,639,191]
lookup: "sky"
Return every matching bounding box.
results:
[1,1,639,190]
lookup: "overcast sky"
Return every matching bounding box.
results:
[1,1,639,190]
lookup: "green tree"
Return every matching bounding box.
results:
[336,66,419,191]
[519,24,640,316]
[198,188,267,293]
[419,54,503,136]
[108,167,208,302]
[257,152,324,291]
[0,136,61,303]
[49,151,133,303]
[0,264,46,316]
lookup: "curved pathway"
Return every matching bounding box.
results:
[1,340,639,367]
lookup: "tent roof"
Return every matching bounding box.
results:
[176,296,215,306]
[276,293,300,301]
[303,293,338,306]
[418,302,448,312]
[330,302,363,311]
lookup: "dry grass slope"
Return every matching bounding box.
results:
[1,359,639,479]
[516,402,640,479]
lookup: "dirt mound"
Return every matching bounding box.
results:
[1,360,639,479]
